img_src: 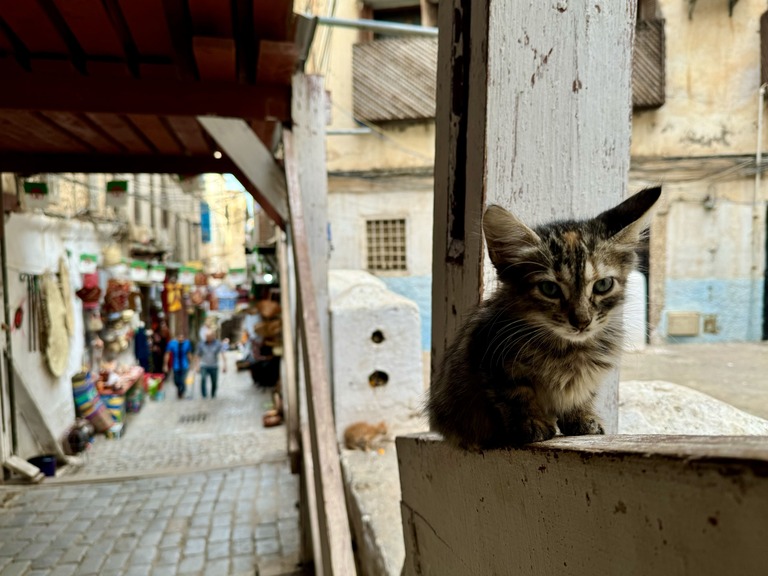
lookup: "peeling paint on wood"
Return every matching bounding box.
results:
[399,433,768,576]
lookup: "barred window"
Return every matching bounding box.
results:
[366,219,407,272]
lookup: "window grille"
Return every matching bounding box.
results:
[366,219,407,271]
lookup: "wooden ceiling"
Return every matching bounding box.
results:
[0,0,299,175]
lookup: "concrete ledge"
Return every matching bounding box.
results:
[340,441,404,576]
[397,433,768,576]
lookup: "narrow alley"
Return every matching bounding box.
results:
[0,356,300,576]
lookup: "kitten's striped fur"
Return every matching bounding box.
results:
[427,188,661,449]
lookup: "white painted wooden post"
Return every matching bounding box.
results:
[291,73,331,372]
[432,0,635,432]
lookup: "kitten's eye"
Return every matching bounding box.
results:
[538,281,561,298]
[593,277,614,295]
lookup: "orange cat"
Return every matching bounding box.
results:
[343,421,387,451]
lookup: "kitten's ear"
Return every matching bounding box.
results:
[483,205,541,267]
[596,186,661,243]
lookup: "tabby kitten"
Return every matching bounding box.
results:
[427,187,661,450]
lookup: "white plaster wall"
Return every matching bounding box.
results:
[327,179,433,275]
[330,280,424,439]
[328,269,386,301]
[632,0,765,157]
[4,213,104,454]
[662,180,761,280]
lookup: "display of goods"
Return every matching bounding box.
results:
[43,273,69,377]
[102,394,126,423]
[72,372,114,433]
[104,279,131,313]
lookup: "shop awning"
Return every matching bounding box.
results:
[0,0,303,225]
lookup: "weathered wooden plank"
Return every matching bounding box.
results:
[278,232,301,473]
[284,127,356,576]
[165,116,211,155]
[197,116,288,222]
[483,1,635,431]
[399,433,768,576]
[192,36,236,82]
[432,0,635,432]
[127,114,182,154]
[0,1,70,54]
[118,0,174,57]
[40,111,124,153]
[430,0,489,387]
[255,40,298,85]
[52,0,123,56]
[0,72,291,119]
[0,110,89,152]
[188,0,233,36]
[252,0,293,41]
[289,74,330,369]
[0,151,237,174]
[86,113,152,153]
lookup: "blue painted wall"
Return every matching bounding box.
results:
[661,278,764,342]
[380,276,432,351]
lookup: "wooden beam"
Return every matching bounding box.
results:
[51,0,124,57]
[0,74,291,120]
[0,152,237,174]
[277,232,301,473]
[256,40,298,85]
[34,0,87,74]
[117,0,174,57]
[228,166,285,229]
[197,116,289,222]
[233,0,256,83]
[160,0,198,80]
[431,0,635,433]
[165,116,211,155]
[86,113,152,153]
[39,111,124,153]
[127,114,183,154]
[188,0,233,36]
[284,127,356,576]
[192,36,236,82]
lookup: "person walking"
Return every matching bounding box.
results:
[196,328,227,399]
[164,333,193,399]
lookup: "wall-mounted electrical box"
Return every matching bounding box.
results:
[667,312,701,336]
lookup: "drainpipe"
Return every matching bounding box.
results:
[309,15,438,37]
[752,83,768,340]
[0,175,18,454]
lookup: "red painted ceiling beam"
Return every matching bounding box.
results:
[0,74,291,120]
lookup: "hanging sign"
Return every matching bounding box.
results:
[149,264,167,283]
[79,253,98,274]
[178,266,196,286]
[23,181,51,210]
[200,202,211,244]
[129,260,149,283]
[106,180,129,208]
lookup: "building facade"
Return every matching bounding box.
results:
[306,0,768,346]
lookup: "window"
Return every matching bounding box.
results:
[366,218,407,271]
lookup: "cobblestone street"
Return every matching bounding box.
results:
[0,355,301,575]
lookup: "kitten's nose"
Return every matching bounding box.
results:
[568,312,591,331]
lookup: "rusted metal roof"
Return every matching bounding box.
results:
[352,37,437,122]
[0,0,298,177]
[632,19,666,110]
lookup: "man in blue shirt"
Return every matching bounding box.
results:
[164,333,193,399]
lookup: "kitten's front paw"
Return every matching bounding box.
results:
[515,417,557,444]
[559,414,604,436]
